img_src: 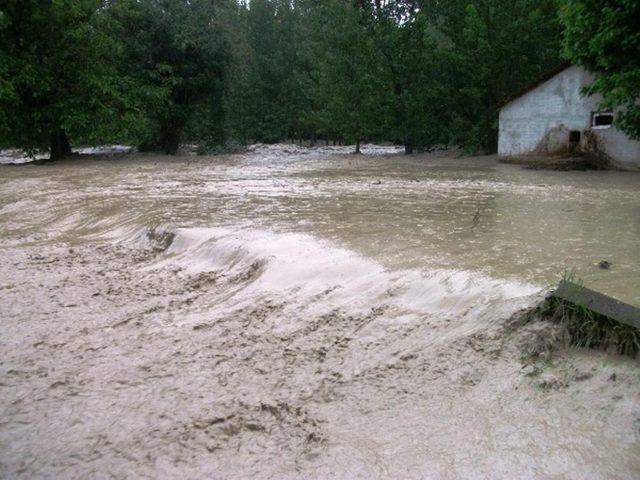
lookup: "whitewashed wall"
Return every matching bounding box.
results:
[498,65,640,167]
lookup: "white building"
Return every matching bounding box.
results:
[498,64,640,168]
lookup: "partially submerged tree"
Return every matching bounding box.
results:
[0,0,138,160]
[559,0,640,139]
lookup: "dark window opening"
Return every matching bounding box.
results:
[592,112,613,129]
[569,130,581,143]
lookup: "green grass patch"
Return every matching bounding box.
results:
[540,296,639,357]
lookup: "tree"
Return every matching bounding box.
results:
[369,5,449,154]
[424,0,562,152]
[223,0,316,144]
[349,0,560,154]
[559,0,640,139]
[312,0,388,152]
[0,0,138,160]
[0,0,567,157]
[106,0,231,154]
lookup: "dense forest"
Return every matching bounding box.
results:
[0,0,638,158]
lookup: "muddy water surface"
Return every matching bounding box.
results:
[1,145,639,479]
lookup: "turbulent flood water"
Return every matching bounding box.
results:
[1,144,639,479]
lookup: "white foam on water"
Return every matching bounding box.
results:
[0,145,135,165]
[134,226,540,325]
[73,145,134,155]
[245,142,405,158]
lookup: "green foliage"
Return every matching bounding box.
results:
[0,0,142,158]
[561,267,582,285]
[196,138,244,155]
[544,296,639,357]
[421,0,562,152]
[0,0,566,156]
[538,270,640,357]
[104,0,231,154]
[223,0,318,144]
[311,0,389,151]
[305,0,561,153]
[559,0,640,139]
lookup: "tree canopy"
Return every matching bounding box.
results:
[5,0,627,158]
[559,0,640,139]
[0,0,141,159]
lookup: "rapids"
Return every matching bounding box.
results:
[0,145,639,479]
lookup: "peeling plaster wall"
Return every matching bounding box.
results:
[498,66,640,167]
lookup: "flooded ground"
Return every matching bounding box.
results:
[1,145,639,479]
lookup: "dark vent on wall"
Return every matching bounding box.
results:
[569,130,581,143]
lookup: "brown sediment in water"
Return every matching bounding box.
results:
[1,147,639,478]
[1,237,639,479]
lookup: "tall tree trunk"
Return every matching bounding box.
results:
[161,135,180,155]
[404,141,413,155]
[159,114,183,155]
[355,138,361,154]
[50,129,72,161]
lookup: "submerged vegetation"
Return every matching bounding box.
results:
[0,1,638,158]
[540,296,640,358]
[532,271,640,358]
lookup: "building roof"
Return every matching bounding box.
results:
[500,61,572,109]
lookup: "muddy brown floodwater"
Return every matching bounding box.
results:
[1,144,639,479]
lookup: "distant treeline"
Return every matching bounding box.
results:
[0,1,637,158]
